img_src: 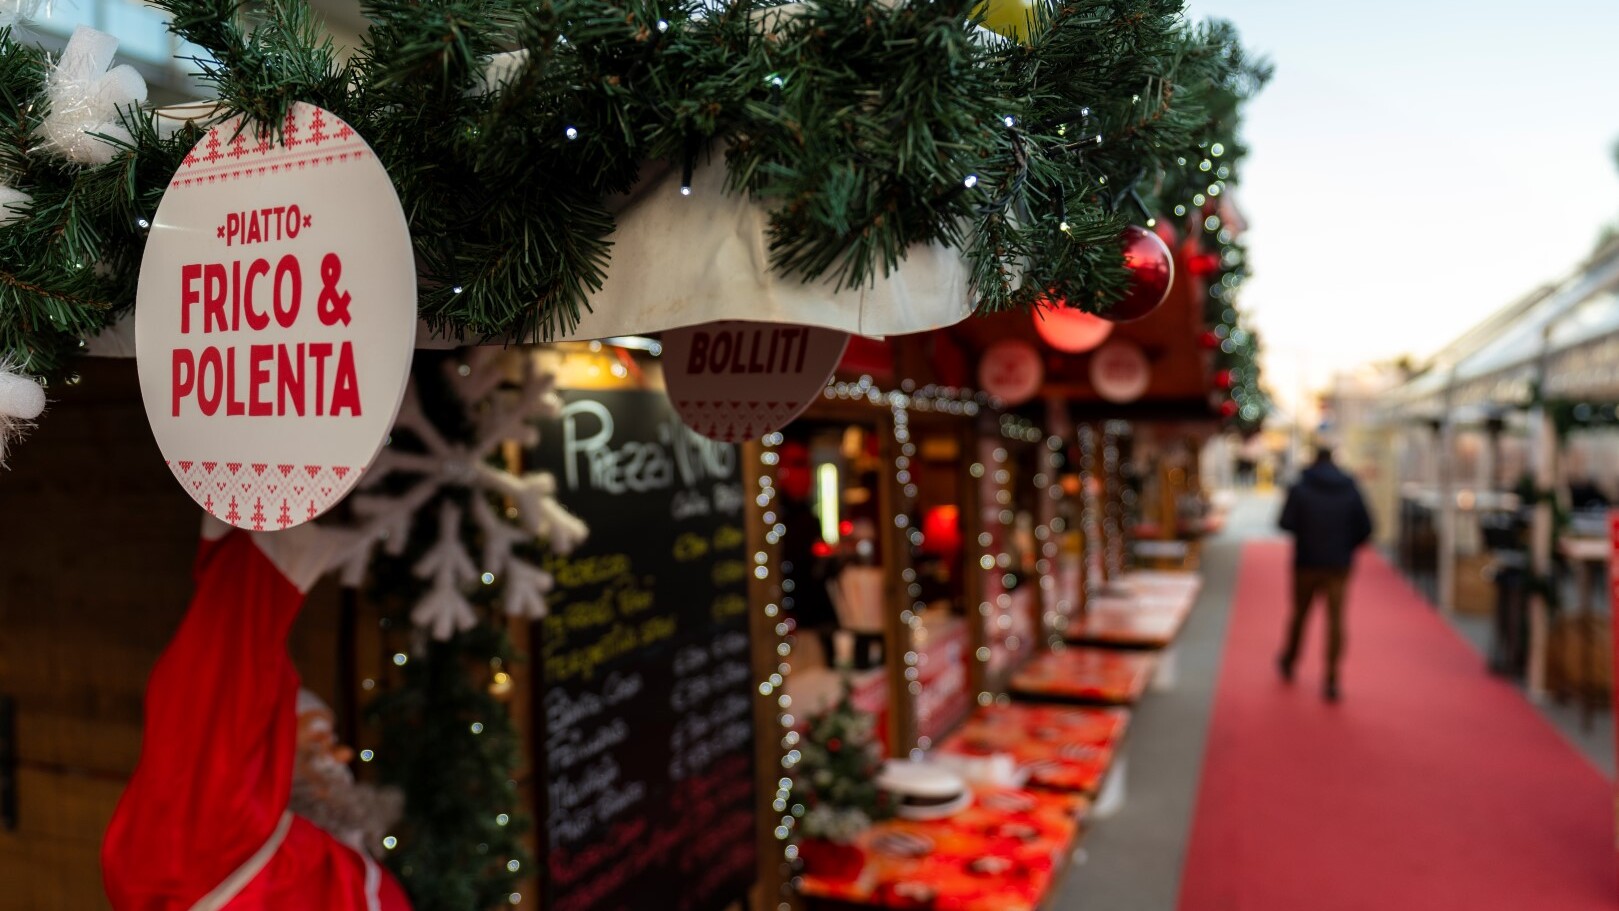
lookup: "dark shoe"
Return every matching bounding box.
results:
[1277,655,1294,683]
[1323,680,1340,703]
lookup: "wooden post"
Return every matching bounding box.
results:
[1527,404,1556,701]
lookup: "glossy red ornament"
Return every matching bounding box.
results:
[1215,369,1234,389]
[1033,298,1113,353]
[1219,399,1239,418]
[1101,225,1175,323]
[1198,330,1221,350]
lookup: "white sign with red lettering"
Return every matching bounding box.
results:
[978,339,1044,406]
[1089,339,1151,403]
[663,321,850,442]
[135,103,416,530]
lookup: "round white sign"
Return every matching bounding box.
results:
[663,321,850,442]
[135,103,416,530]
[978,339,1044,407]
[1089,340,1151,403]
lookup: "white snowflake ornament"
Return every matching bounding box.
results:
[326,353,587,640]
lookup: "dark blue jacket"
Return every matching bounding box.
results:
[1279,459,1374,569]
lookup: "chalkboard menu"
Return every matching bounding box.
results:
[532,389,756,911]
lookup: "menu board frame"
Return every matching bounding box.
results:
[529,383,757,911]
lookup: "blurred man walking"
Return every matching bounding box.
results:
[1277,436,1373,702]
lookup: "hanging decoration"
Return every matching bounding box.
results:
[1090,340,1151,404]
[333,349,588,639]
[1097,226,1175,323]
[132,102,418,528]
[36,27,149,166]
[975,0,1037,43]
[662,321,851,443]
[1032,298,1114,353]
[0,361,43,463]
[977,338,1045,407]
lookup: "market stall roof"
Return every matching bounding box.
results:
[1380,238,1619,419]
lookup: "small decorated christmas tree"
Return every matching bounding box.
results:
[799,682,889,845]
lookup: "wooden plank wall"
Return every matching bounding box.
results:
[0,359,342,910]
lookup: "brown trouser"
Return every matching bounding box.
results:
[1282,567,1349,682]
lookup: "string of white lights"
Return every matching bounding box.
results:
[753,431,804,910]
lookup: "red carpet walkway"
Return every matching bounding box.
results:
[1177,541,1614,911]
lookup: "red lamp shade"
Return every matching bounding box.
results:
[776,440,813,501]
[1033,299,1114,353]
[1188,252,1222,278]
[921,505,963,558]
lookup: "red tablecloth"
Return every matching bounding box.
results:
[1064,595,1192,648]
[1009,647,1157,705]
[937,704,1130,795]
[797,786,1087,910]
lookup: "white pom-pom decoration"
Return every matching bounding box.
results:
[0,184,30,226]
[0,366,45,465]
[35,27,149,166]
[0,0,42,28]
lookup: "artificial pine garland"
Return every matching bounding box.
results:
[0,0,1262,383]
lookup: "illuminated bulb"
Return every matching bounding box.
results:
[680,185,691,196]
[963,174,979,189]
[565,126,579,140]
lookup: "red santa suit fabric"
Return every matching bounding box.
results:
[102,523,411,911]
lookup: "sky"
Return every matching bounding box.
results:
[1185,0,1619,413]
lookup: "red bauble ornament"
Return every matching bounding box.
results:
[1220,399,1239,418]
[1198,330,1221,350]
[1033,297,1113,353]
[1101,225,1175,323]
[1215,369,1234,389]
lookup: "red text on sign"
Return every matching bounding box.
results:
[171,341,362,418]
[685,327,810,376]
[223,205,303,247]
